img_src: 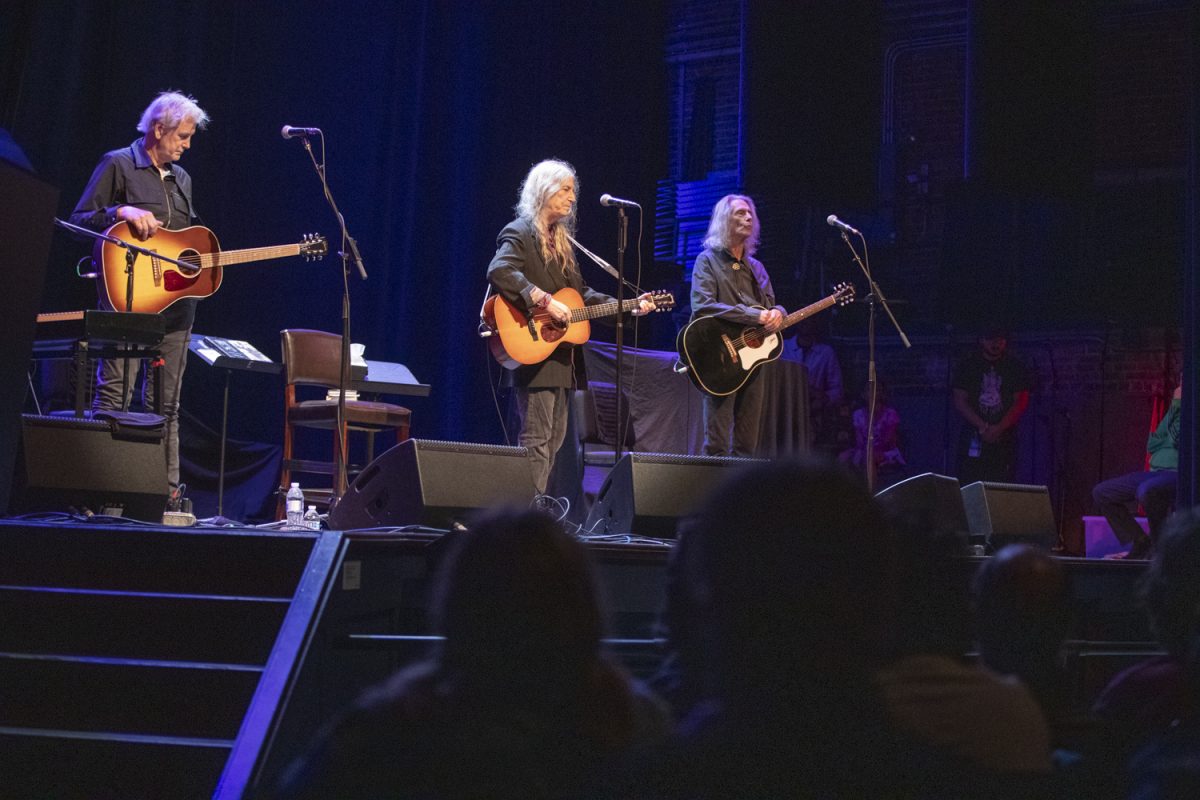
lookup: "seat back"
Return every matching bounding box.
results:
[280,329,344,388]
[583,382,634,448]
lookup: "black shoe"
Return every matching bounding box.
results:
[1117,535,1153,560]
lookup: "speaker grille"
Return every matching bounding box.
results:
[625,452,765,467]
[409,439,527,457]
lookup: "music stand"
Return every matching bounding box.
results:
[189,334,281,516]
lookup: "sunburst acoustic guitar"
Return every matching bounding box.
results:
[95,221,327,314]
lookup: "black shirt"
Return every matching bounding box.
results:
[70,139,199,330]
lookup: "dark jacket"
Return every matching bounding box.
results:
[689,247,783,325]
[487,217,614,389]
[69,139,199,330]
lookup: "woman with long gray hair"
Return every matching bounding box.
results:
[487,159,655,495]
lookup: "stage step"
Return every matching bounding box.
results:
[0,520,318,798]
[0,729,232,800]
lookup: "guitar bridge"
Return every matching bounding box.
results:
[526,318,539,341]
[720,334,736,360]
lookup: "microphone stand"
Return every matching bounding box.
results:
[837,228,910,493]
[612,209,629,463]
[54,217,194,414]
[295,132,366,505]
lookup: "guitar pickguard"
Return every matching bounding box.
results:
[737,332,780,371]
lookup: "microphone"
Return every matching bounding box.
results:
[281,125,321,140]
[600,193,639,209]
[826,214,861,236]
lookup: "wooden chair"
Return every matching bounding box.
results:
[278,329,411,516]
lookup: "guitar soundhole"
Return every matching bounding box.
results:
[162,249,202,292]
[540,322,565,344]
[176,249,201,277]
[744,330,764,348]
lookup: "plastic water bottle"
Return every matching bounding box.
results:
[286,483,304,529]
[303,504,321,531]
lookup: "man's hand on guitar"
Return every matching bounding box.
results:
[759,307,784,332]
[632,292,657,317]
[117,206,161,240]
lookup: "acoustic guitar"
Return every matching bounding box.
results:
[676,282,855,397]
[483,287,675,368]
[95,221,327,313]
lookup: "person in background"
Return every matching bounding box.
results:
[973,545,1075,748]
[780,314,844,409]
[839,379,907,489]
[1093,508,1200,792]
[619,460,915,798]
[1091,380,1180,560]
[952,325,1031,485]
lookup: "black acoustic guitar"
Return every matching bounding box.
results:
[676,283,855,397]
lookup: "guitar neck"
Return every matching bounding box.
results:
[734,293,840,348]
[568,296,643,323]
[779,294,839,332]
[196,243,305,269]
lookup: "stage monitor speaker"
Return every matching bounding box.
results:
[960,481,1056,550]
[10,414,168,522]
[875,472,969,535]
[584,453,760,538]
[329,439,537,531]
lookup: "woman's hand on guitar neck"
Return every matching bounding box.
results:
[117,206,161,240]
[632,292,657,317]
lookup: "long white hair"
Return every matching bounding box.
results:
[515,159,578,272]
[137,90,210,134]
[703,194,760,256]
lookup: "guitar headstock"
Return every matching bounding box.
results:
[301,234,328,261]
[832,282,855,306]
[648,290,676,312]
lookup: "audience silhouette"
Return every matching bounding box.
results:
[272,507,669,799]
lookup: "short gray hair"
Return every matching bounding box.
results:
[703,194,760,256]
[137,91,210,134]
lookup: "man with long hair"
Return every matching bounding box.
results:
[69,91,210,497]
[487,159,654,495]
[690,194,785,456]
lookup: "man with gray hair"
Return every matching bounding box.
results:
[689,194,785,456]
[70,91,210,498]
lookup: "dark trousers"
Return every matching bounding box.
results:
[1092,469,1177,544]
[702,372,764,457]
[957,435,1018,485]
[514,387,570,495]
[94,326,190,488]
